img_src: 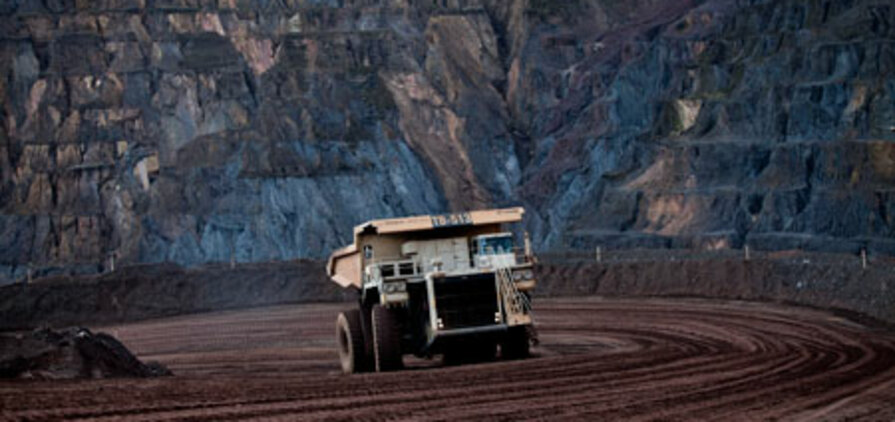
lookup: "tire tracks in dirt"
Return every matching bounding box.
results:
[2,298,894,421]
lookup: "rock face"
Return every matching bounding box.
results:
[0,0,893,284]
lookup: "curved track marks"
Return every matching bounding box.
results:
[1,298,894,421]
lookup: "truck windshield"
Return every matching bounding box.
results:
[480,236,513,255]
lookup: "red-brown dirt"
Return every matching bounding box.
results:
[2,298,894,421]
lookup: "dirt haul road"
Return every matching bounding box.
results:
[2,298,895,421]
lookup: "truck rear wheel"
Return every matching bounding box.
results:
[372,305,403,372]
[336,309,369,374]
[501,326,530,360]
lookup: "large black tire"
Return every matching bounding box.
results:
[501,326,530,360]
[359,305,375,364]
[371,305,403,372]
[336,309,369,374]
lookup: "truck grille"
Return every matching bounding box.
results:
[434,273,499,330]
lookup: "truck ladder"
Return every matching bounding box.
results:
[496,267,539,344]
[497,267,528,313]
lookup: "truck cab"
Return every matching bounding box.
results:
[472,233,526,270]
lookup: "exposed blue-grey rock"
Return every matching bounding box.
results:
[0,0,893,284]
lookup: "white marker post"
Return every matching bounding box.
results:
[744,245,750,262]
[596,246,603,264]
[861,248,867,270]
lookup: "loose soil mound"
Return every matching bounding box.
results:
[0,328,171,380]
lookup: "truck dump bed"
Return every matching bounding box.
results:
[327,208,525,289]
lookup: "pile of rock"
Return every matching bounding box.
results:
[0,328,170,380]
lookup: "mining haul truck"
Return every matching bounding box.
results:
[327,207,537,373]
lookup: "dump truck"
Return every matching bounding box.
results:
[327,207,537,373]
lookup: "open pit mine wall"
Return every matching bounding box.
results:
[1,0,894,284]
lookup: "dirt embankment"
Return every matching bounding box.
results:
[0,260,343,331]
[1,252,893,331]
[536,251,895,326]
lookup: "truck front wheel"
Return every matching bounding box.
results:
[372,305,403,372]
[336,309,369,374]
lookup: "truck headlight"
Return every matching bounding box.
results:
[523,269,534,280]
[513,271,524,281]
